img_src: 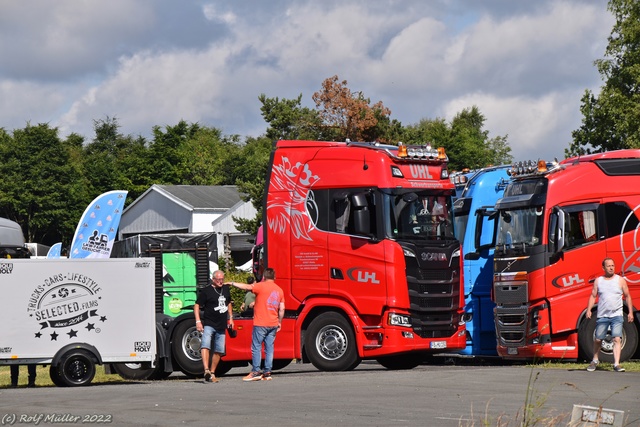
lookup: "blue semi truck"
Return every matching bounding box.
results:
[453,165,510,357]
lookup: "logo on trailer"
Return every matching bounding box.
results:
[134,341,152,352]
[26,272,106,341]
[551,273,585,289]
[0,263,13,274]
[346,267,380,284]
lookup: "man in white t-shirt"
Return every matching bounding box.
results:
[585,258,634,372]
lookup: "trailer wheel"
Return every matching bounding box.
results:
[376,352,424,370]
[305,312,361,371]
[55,349,96,387]
[49,365,65,387]
[172,321,204,377]
[578,314,639,363]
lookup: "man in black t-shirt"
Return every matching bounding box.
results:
[195,270,234,383]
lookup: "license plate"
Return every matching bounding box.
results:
[507,347,518,355]
[430,341,446,349]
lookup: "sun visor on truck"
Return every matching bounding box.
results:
[494,193,545,210]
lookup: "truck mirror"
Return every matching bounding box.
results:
[473,207,497,251]
[352,192,372,237]
[555,207,565,253]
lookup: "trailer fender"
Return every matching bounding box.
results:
[51,343,101,367]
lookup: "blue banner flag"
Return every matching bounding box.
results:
[46,242,62,258]
[69,190,128,258]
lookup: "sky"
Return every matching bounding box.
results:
[0,0,614,163]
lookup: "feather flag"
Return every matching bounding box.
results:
[69,190,128,258]
[46,242,62,258]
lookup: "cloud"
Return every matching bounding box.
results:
[0,0,615,161]
[442,90,583,162]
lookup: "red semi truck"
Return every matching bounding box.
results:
[492,150,640,362]
[222,140,466,372]
[112,140,467,379]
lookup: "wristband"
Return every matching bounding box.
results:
[196,320,202,323]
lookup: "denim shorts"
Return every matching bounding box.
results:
[201,325,226,354]
[595,316,624,340]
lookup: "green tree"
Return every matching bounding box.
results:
[148,121,202,184]
[83,117,152,203]
[568,0,640,156]
[402,107,511,170]
[234,136,273,235]
[259,94,323,141]
[0,123,88,245]
[176,127,243,186]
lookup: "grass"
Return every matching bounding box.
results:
[0,365,125,388]
[528,360,640,372]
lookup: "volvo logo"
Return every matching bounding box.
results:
[421,252,447,262]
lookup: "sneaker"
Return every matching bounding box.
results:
[204,370,212,382]
[613,365,625,372]
[243,371,263,382]
[262,372,272,381]
[586,360,599,372]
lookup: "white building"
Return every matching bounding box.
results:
[118,184,257,265]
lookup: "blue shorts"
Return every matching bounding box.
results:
[595,316,624,340]
[201,326,226,355]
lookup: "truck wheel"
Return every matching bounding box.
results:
[113,360,166,381]
[376,352,424,370]
[55,349,96,387]
[171,321,204,377]
[305,312,361,371]
[578,315,639,363]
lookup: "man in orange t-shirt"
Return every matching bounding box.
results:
[230,268,284,381]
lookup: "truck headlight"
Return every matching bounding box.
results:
[403,248,416,258]
[388,313,411,327]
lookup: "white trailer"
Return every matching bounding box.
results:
[0,258,156,387]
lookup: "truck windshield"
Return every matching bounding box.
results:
[382,191,455,240]
[495,207,544,248]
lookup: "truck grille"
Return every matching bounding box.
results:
[406,267,460,339]
[495,305,528,347]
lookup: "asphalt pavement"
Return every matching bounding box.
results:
[1,360,639,427]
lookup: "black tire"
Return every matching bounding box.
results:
[113,359,167,381]
[376,352,424,370]
[55,350,96,387]
[49,364,65,387]
[578,315,639,363]
[171,321,204,377]
[305,312,361,371]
